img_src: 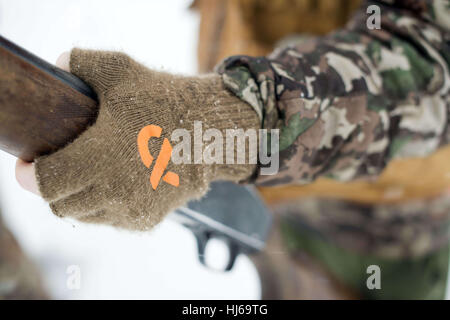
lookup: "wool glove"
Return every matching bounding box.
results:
[35,49,259,230]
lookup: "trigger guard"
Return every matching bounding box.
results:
[194,231,240,272]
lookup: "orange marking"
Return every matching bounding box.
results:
[138,125,179,190]
[163,171,179,187]
[137,125,162,168]
[150,138,173,190]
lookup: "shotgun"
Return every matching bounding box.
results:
[0,35,272,271]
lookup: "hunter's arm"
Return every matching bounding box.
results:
[217,0,450,186]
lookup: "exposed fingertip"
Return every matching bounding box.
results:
[15,159,41,196]
[56,51,70,71]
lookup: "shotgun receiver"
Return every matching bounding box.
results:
[0,35,272,271]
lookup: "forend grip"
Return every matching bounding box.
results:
[0,35,98,162]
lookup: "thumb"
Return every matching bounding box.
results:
[69,48,134,94]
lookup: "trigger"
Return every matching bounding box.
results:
[194,231,210,268]
[223,241,239,271]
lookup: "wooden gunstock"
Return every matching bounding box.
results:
[0,35,98,162]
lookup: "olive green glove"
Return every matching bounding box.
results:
[35,49,259,230]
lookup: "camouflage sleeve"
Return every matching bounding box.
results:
[216,0,450,186]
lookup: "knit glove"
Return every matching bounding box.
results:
[35,49,259,230]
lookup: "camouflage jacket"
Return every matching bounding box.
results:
[217,0,450,188]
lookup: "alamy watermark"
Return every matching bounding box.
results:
[367,5,381,30]
[171,121,279,174]
[138,121,280,189]
[366,265,381,290]
[66,265,81,290]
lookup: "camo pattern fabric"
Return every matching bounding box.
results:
[216,0,450,186]
[277,200,450,299]
[272,194,450,258]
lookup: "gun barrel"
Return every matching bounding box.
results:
[0,35,98,162]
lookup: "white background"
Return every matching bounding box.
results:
[0,0,260,299]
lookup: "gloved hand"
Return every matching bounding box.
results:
[34,49,259,230]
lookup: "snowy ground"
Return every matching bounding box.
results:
[0,0,260,299]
